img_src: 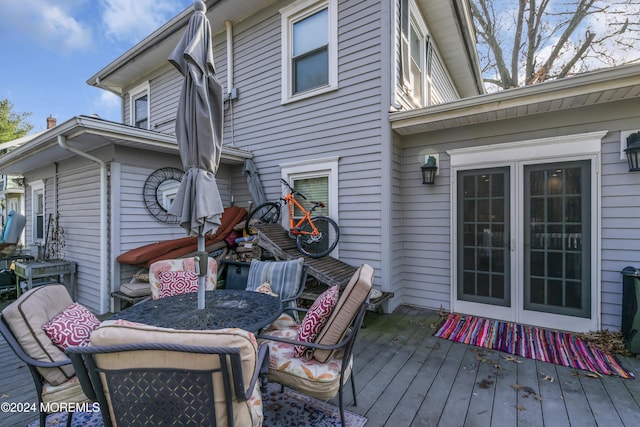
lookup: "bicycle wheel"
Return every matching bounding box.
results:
[296,216,340,258]
[245,202,281,235]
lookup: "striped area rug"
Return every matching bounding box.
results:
[434,313,633,379]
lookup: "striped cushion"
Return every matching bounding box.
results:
[246,258,304,311]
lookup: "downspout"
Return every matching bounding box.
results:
[225,19,237,147]
[225,20,234,94]
[57,135,109,314]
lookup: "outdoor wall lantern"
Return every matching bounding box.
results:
[625,131,640,172]
[421,155,438,185]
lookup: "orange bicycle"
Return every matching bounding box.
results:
[245,179,340,258]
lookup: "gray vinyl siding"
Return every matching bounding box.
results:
[400,143,451,310]
[56,164,102,312]
[600,130,640,330]
[118,164,187,248]
[224,0,385,270]
[397,97,640,331]
[393,0,461,108]
[390,137,403,298]
[430,50,457,105]
[150,66,182,135]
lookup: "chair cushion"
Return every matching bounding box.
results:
[158,270,199,298]
[246,258,304,305]
[313,264,373,363]
[149,257,217,300]
[42,375,89,404]
[91,320,262,427]
[42,302,100,350]
[264,325,352,400]
[119,280,152,298]
[294,286,339,358]
[2,284,76,386]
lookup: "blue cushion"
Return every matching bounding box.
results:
[246,258,304,310]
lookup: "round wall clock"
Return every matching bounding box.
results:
[142,167,184,223]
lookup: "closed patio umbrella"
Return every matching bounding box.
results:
[168,0,224,309]
[242,159,267,206]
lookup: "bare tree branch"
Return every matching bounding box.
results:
[470,0,640,90]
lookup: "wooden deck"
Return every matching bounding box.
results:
[2,305,639,426]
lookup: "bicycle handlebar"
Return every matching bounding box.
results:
[280,179,307,199]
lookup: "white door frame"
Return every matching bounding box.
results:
[448,131,606,332]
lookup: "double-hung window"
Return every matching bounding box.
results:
[130,82,150,129]
[400,0,431,106]
[281,157,339,254]
[281,0,337,102]
[30,181,45,242]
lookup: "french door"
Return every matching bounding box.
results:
[455,160,594,330]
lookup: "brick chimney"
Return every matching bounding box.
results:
[46,115,57,129]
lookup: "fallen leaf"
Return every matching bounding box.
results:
[516,405,527,411]
[539,371,555,382]
[501,355,523,364]
[478,378,494,389]
[585,372,603,379]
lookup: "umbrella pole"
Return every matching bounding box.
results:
[197,234,206,310]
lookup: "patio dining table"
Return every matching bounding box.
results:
[112,289,282,333]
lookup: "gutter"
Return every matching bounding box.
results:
[390,62,640,133]
[88,0,224,93]
[57,135,109,314]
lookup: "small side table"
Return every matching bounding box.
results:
[14,260,77,300]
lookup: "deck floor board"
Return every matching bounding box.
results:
[2,305,639,426]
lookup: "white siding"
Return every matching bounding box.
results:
[57,165,102,312]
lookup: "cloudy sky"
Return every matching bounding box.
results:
[0,0,192,133]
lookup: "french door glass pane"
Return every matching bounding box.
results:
[457,168,510,306]
[524,161,590,318]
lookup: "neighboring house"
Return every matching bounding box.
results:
[0,131,41,239]
[0,0,482,315]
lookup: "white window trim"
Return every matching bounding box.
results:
[28,180,45,244]
[281,156,339,254]
[447,131,607,332]
[129,81,150,129]
[280,0,338,104]
[395,0,431,108]
[407,0,428,106]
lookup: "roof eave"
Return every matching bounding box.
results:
[0,115,252,175]
[391,63,640,135]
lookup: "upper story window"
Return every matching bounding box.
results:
[281,0,337,103]
[129,82,150,129]
[400,0,431,106]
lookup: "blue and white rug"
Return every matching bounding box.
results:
[30,383,367,427]
[263,383,367,427]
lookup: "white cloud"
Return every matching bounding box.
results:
[101,0,190,44]
[0,0,93,52]
[91,91,122,122]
